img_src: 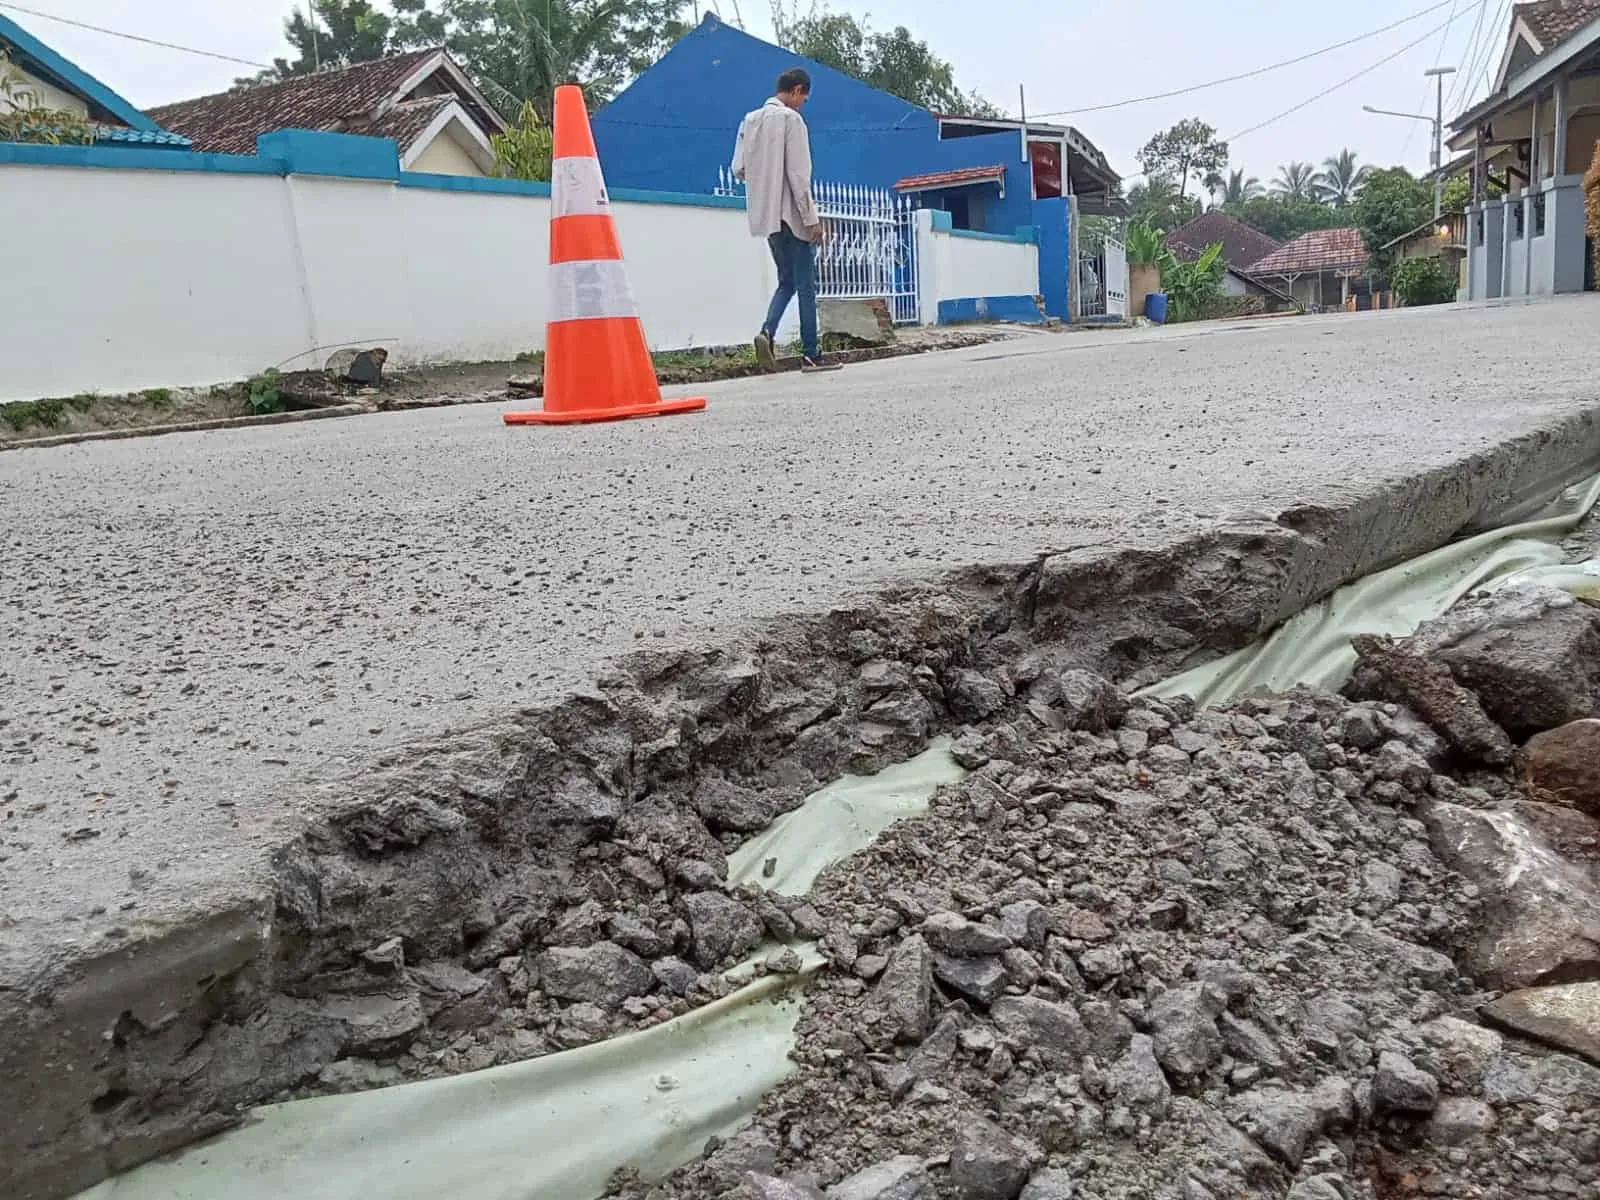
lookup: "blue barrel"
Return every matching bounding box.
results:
[1145,292,1169,324]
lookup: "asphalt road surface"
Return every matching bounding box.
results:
[4,298,1599,948]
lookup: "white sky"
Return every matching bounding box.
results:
[4,0,1517,184]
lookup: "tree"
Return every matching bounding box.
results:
[390,0,684,120]
[1272,161,1319,202]
[1224,194,1345,242]
[1219,169,1263,206]
[1136,119,1228,204]
[770,3,995,114]
[234,1,395,87]
[491,100,553,180]
[1127,174,1201,233]
[1439,171,1502,211]
[1316,148,1371,207]
[1392,256,1458,306]
[1353,166,1432,287]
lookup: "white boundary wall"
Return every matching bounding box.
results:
[913,209,1040,322]
[0,164,782,403]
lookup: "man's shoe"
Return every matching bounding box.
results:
[801,355,842,373]
[753,331,777,371]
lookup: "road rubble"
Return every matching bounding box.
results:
[604,588,1600,1199]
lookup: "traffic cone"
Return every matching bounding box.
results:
[504,85,706,426]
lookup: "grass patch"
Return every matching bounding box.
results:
[140,388,174,408]
[66,392,98,413]
[245,369,283,415]
[0,397,71,432]
[651,345,757,371]
[514,349,544,368]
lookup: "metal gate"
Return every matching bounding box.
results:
[1077,233,1128,320]
[716,170,922,324]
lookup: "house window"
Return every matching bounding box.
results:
[1513,200,1525,239]
[1473,212,1485,246]
[1533,191,1547,237]
[943,194,972,230]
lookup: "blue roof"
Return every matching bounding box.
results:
[0,11,165,134]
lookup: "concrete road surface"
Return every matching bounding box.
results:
[3,298,1599,948]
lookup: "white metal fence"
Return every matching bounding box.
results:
[716,169,922,324]
[1076,233,1128,320]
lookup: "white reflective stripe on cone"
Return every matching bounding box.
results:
[548,259,639,323]
[551,155,610,218]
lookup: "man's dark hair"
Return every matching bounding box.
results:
[776,67,811,95]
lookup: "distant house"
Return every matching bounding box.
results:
[591,13,1120,235]
[1448,0,1600,297]
[1248,228,1369,310]
[1382,212,1471,294]
[1163,211,1293,302]
[0,12,189,148]
[151,49,507,177]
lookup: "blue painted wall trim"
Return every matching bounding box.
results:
[0,140,285,174]
[0,137,754,213]
[257,130,400,180]
[937,296,1044,326]
[930,209,954,232]
[0,12,162,132]
[949,225,1038,245]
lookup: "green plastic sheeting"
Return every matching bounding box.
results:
[80,742,964,1200]
[1145,472,1600,708]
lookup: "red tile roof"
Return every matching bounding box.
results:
[1249,228,1369,276]
[1164,211,1282,270]
[1517,0,1600,47]
[149,49,445,156]
[894,165,1005,191]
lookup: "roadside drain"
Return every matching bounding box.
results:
[77,468,1600,1200]
[11,411,1600,1200]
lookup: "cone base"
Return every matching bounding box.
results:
[504,396,707,426]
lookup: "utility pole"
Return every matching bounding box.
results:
[1363,66,1456,220]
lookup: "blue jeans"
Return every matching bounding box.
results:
[762,224,819,360]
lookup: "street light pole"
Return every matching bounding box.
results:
[1362,66,1457,220]
[1425,67,1457,220]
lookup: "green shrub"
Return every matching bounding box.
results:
[1161,241,1226,322]
[140,388,173,408]
[1392,256,1458,307]
[246,369,283,415]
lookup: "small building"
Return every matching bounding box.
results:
[1449,0,1600,298]
[590,13,1120,234]
[1247,228,1370,310]
[0,12,190,148]
[1164,210,1289,301]
[1380,212,1471,296]
[150,48,507,178]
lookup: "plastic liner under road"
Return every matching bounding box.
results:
[79,745,967,1200]
[1144,471,1600,708]
[78,472,1600,1200]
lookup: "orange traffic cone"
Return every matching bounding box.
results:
[504,85,706,426]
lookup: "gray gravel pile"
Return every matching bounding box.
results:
[611,682,1600,1200]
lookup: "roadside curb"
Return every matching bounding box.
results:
[0,403,370,453]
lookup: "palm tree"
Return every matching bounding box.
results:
[1272,161,1318,201]
[1203,168,1225,206]
[1315,149,1372,207]
[1221,169,1263,205]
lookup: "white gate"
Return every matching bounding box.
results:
[1077,232,1128,320]
[716,170,922,324]
[1103,235,1128,319]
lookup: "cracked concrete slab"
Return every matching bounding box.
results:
[3,300,1599,959]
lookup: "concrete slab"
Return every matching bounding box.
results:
[1,301,1598,953]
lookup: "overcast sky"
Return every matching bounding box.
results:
[6,0,1515,185]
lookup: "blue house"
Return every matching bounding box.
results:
[592,13,1119,236]
[0,12,190,148]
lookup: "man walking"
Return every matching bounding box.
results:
[731,67,840,373]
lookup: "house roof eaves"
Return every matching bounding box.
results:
[1452,9,1600,130]
[0,12,162,132]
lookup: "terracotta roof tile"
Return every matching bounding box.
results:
[1249,228,1368,275]
[1164,211,1282,270]
[149,49,441,156]
[1517,0,1600,47]
[894,165,1005,190]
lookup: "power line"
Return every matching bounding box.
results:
[1461,0,1513,104]
[0,2,271,68]
[1226,13,1462,143]
[1443,0,1493,111]
[1403,0,1461,157]
[1026,0,1455,119]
